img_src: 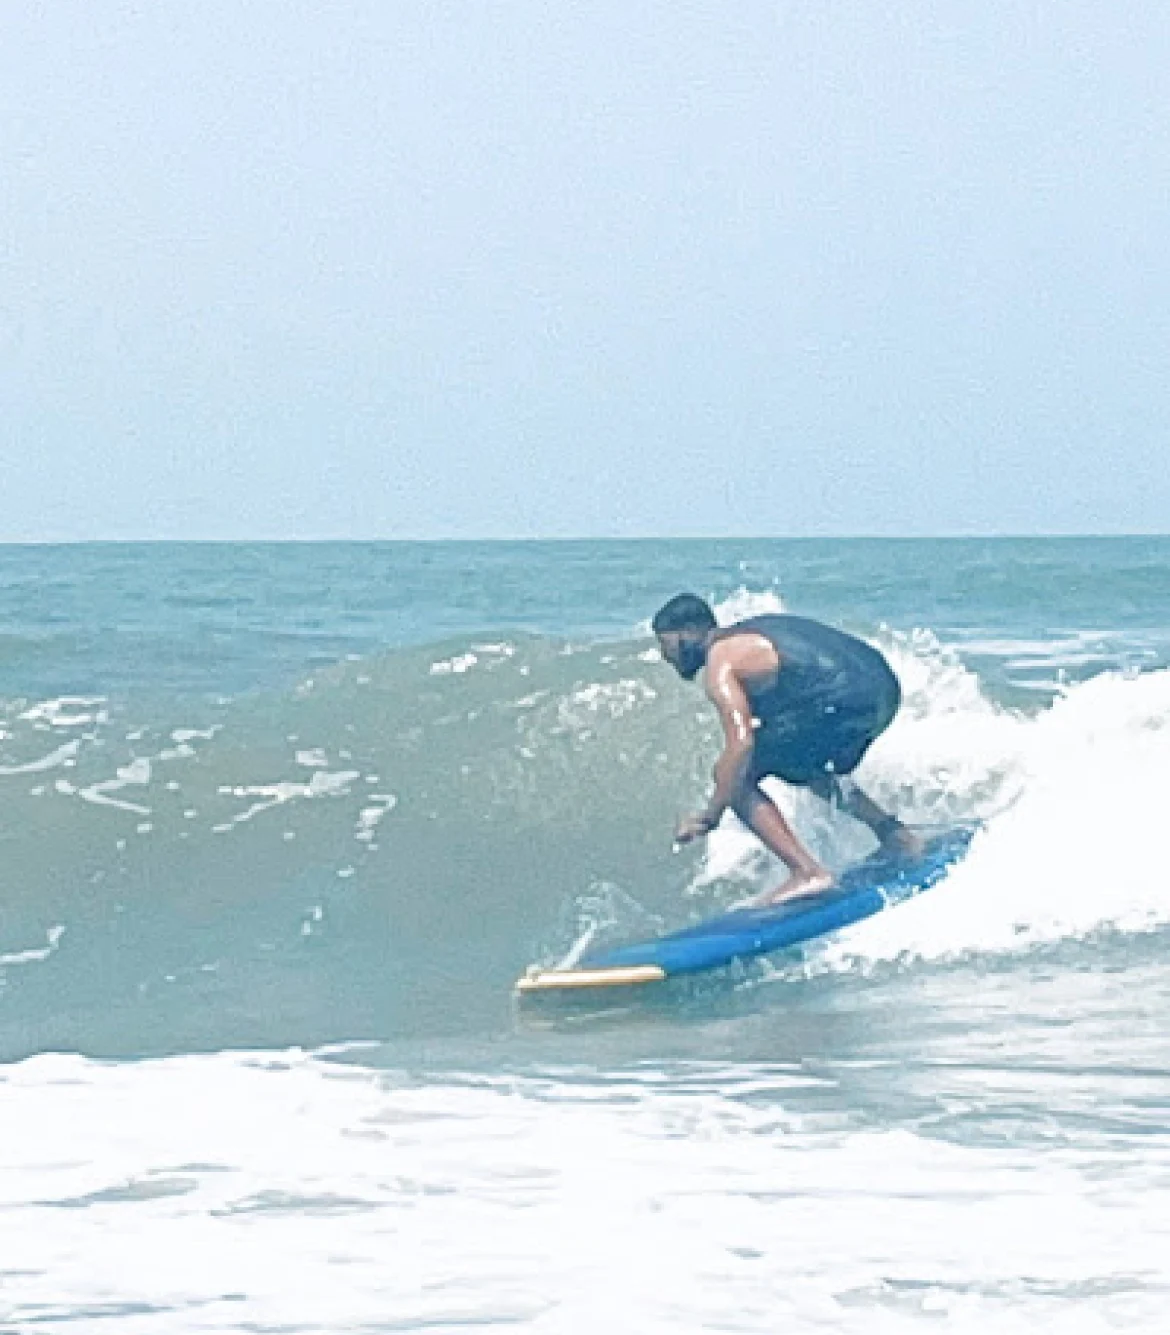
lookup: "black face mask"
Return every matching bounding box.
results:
[675,639,707,680]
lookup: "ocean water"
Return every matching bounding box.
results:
[1,536,1168,1332]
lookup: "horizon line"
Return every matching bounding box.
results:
[0,531,1166,548]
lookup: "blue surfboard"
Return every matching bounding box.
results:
[515,825,975,997]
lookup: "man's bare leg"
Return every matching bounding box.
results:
[731,784,834,905]
[808,774,924,857]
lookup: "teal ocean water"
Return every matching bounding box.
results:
[2,537,1168,1330]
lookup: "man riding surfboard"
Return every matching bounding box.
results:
[653,593,921,905]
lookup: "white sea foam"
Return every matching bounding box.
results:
[821,665,1170,968]
[0,925,65,968]
[558,679,658,728]
[75,757,154,815]
[713,585,786,624]
[694,624,1170,967]
[171,727,221,744]
[355,793,397,843]
[0,1052,1165,1333]
[18,696,109,728]
[211,770,361,832]
[0,739,81,775]
[430,651,479,675]
[430,643,516,676]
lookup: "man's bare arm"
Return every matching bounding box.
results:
[698,645,757,827]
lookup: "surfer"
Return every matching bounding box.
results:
[652,593,921,905]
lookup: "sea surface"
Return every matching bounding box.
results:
[1,537,1168,1332]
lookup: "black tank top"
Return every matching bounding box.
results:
[713,614,899,724]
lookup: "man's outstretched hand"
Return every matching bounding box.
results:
[674,812,718,846]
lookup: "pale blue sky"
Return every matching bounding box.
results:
[2,1,1167,541]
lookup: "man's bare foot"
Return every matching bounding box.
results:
[752,866,835,907]
[882,825,925,860]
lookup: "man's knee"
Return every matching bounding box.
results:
[730,781,766,820]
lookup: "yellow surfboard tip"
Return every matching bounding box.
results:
[514,963,667,994]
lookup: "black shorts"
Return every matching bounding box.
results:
[750,683,901,787]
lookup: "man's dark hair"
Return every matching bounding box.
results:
[652,593,717,635]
